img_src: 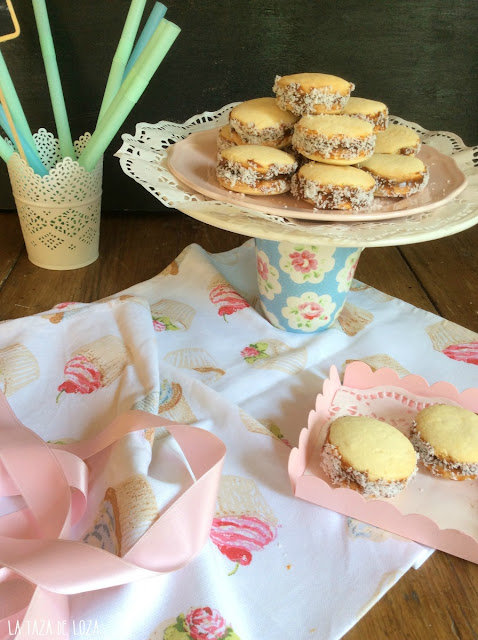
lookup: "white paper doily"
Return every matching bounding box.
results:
[116,103,478,247]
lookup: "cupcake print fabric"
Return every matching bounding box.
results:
[1,239,474,640]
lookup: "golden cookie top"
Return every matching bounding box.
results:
[275,73,354,95]
[343,97,388,116]
[219,145,297,172]
[328,416,417,482]
[359,153,426,179]
[296,114,374,136]
[415,404,478,463]
[298,162,376,189]
[230,97,299,127]
[375,124,420,154]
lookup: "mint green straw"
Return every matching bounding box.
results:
[79,19,180,172]
[0,51,36,152]
[97,0,148,123]
[32,0,76,159]
[0,134,14,164]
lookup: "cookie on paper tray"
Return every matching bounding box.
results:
[410,404,478,480]
[321,415,418,498]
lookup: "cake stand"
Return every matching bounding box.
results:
[116,104,478,333]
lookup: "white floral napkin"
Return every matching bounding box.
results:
[3,239,477,640]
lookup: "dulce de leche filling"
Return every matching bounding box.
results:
[216,158,297,189]
[291,174,374,210]
[293,127,375,161]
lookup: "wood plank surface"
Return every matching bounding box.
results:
[0,210,477,640]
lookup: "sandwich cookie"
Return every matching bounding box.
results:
[291,162,376,210]
[217,124,239,153]
[410,404,478,480]
[229,97,299,148]
[321,415,418,498]
[358,153,429,197]
[292,114,375,165]
[342,96,389,132]
[374,123,421,155]
[216,145,298,195]
[273,72,355,116]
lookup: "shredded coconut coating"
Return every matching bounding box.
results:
[410,423,478,479]
[398,143,421,155]
[216,158,296,191]
[364,169,429,197]
[347,111,388,132]
[292,127,375,161]
[321,443,415,498]
[229,118,294,146]
[273,75,353,116]
[291,173,374,210]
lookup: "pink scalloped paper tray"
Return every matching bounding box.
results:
[288,361,478,563]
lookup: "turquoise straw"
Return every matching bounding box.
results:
[32,0,76,159]
[97,0,148,123]
[0,104,47,175]
[0,51,36,151]
[79,19,180,172]
[0,134,14,164]
[123,2,167,78]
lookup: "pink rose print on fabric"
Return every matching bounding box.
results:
[210,515,277,575]
[289,250,318,274]
[240,342,269,364]
[209,283,250,321]
[257,255,269,281]
[163,607,240,639]
[57,354,102,401]
[185,607,227,640]
[442,342,478,365]
[153,319,167,332]
[241,346,260,359]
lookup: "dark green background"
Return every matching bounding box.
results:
[1,0,477,211]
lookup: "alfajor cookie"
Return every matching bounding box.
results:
[216,145,298,195]
[321,416,418,498]
[410,404,478,480]
[292,114,375,165]
[217,124,239,153]
[374,123,421,155]
[229,97,299,149]
[273,72,354,116]
[291,162,376,210]
[342,97,389,132]
[358,153,429,197]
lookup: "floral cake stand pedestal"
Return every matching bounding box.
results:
[116,104,478,333]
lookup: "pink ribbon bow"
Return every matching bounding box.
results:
[0,392,226,639]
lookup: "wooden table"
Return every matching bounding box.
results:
[1,209,478,639]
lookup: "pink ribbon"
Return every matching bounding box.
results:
[0,392,226,639]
